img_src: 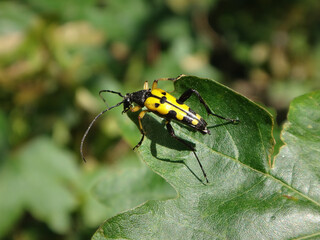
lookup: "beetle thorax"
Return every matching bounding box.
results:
[129,90,151,107]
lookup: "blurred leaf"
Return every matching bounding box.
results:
[24,0,151,42]
[84,0,151,42]
[288,31,309,58]
[268,80,314,109]
[0,137,79,237]
[0,2,36,35]
[0,157,24,237]
[93,153,175,219]
[157,17,190,42]
[0,111,9,157]
[24,0,78,17]
[78,165,112,228]
[93,76,320,239]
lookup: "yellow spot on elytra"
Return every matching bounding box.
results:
[192,119,199,125]
[176,112,184,120]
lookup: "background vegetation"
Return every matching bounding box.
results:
[0,0,319,239]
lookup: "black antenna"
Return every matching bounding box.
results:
[99,90,124,107]
[80,100,124,162]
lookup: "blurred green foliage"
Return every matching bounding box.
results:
[0,0,319,239]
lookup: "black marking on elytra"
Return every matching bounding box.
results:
[182,115,193,125]
[176,99,183,105]
[167,110,177,119]
[155,103,160,108]
[160,96,167,104]
[196,118,207,131]
[161,91,166,95]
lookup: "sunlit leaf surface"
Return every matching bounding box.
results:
[93,76,320,240]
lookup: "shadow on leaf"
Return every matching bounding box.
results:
[127,111,205,184]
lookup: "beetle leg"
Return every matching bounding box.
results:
[152,79,158,90]
[131,105,142,112]
[152,74,186,90]
[178,89,239,124]
[165,121,209,183]
[155,74,185,83]
[133,110,149,150]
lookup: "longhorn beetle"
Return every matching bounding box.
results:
[80,75,239,183]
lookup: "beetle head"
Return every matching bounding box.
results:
[122,95,132,113]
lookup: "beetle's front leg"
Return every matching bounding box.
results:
[133,110,149,150]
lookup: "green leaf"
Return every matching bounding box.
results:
[92,76,320,239]
[0,137,79,236]
[0,157,24,237]
[271,91,320,203]
[92,153,176,220]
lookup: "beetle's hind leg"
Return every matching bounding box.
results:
[178,89,239,124]
[165,121,209,183]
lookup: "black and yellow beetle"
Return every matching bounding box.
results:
[80,75,239,183]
